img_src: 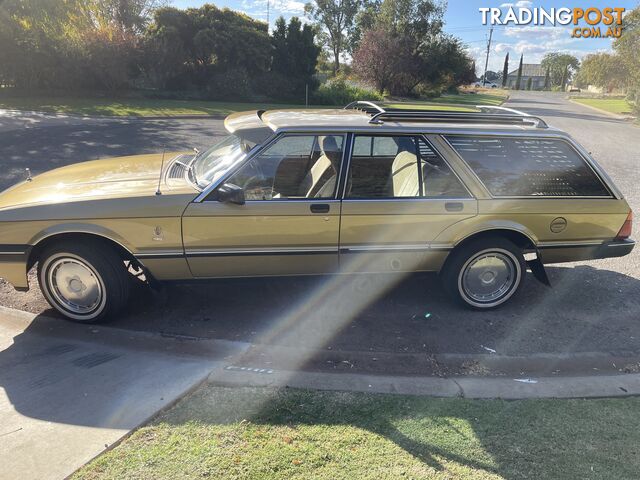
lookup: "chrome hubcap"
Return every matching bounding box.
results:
[47,258,103,314]
[461,252,517,304]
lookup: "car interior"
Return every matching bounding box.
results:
[247,134,470,200]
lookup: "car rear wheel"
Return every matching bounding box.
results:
[441,237,525,309]
[38,241,130,323]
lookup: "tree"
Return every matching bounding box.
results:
[350,0,381,52]
[271,16,321,95]
[352,0,469,96]
[541,53,580,89]
[145,4,271,90]
[613,5,640,112]
[544,67,550,90]
[305,0,360,74]
[484,70,500,83]
[515,54,523,90]
[575,52,627,95]
[353,28,406,93]
[501,53,509,87]
[376,0,444,38]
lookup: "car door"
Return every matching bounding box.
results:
[182,133,346,277]
[339,134,477,273]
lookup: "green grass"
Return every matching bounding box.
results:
[73,385,640,480]
[0,90,507,117]
[0,96,309,117]
[572,97,635,116]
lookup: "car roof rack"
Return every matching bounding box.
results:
[344,100,548,129]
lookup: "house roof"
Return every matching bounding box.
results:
[508,63,546,77]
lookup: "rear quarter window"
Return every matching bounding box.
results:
[445,136,611,197]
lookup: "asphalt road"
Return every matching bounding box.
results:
[0,93,639,376]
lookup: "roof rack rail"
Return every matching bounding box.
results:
[344,100,385,114]
[343,100,548,128]
[369,111,548,128]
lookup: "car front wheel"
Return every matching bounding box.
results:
[38,241,130,323]
[442,237,525,309]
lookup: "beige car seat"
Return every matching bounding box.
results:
[303,136,341,198]
[390,138,420,197]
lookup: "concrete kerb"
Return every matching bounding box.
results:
[207,363,640,400]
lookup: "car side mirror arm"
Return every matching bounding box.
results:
[215,183,245,205]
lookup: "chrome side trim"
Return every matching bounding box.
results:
[185,246,338,258]
[605,240,636,247]
[135,251,184,258]
[340,244,452,253]
[537,241,603,249]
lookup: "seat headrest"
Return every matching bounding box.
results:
[319,135,340,154]
[396,137,416,154]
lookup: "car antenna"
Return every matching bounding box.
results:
[156,147,165,196]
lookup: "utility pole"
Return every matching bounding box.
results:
[266,0,270,33]
[482,27,493,86]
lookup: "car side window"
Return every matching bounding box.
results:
[224,134,344,200]
[346,135,470,199]
[445,135,611,197]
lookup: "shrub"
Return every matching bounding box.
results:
[312,79,383,105]
[206,68,253,100]
[253,71,317,103]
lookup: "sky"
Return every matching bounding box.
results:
[172,0,639,73]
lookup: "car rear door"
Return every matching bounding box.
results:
[338,134,477,273]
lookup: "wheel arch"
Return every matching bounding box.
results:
[27,231,137,271]
[454,228,537,251]
[439,227,536,275]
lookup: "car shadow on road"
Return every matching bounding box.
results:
[110,264,640,359]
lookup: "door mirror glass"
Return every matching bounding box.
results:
[216,183,245,205]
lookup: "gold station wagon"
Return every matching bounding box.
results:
[0,102,634,322]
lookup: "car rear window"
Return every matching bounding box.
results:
[445,136,611,197]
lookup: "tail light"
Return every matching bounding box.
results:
[615,211,633,240]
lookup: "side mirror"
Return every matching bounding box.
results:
[216,182,245,205]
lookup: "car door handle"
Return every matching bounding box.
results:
[310,203,330,214]
[445,202,464,212]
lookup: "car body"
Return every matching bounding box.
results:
[0,102,634,321]
[474,81,498,88]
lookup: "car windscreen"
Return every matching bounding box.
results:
[192,135,252,188]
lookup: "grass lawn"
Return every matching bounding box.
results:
[73,385,640,480]
[572,97,635,116]
[0,90,507,117]
[0,96,309,117]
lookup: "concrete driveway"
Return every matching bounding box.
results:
[0,93,639,377]
[0,307,232,480]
